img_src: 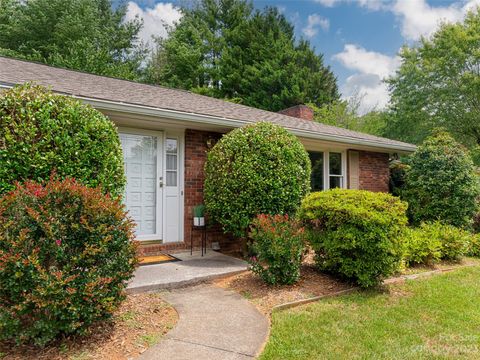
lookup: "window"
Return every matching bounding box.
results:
[166,138,178,186]
[307,151,345,191]
[328,152,344,189]
[309,151,324,191]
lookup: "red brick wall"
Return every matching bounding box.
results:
[278,105,314,121]
[184,129,237,252]
[358,151,390,192]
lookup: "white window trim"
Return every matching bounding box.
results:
[324,151,347,190]
[164,130,185,243]
[310,150,347,191]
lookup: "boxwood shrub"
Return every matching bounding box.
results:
[0,83,125,197]
[204,122,311,237]
[248,214,306,285]
[0,177,137,345]
[299,189,408,288]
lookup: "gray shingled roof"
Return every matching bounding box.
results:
[0,56,415,151]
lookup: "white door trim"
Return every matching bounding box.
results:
[163,130,185,243]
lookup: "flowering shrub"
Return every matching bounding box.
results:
[248,214,306,285]
[0,84,125,197]
[0,177,137,345]
[299,189,407,288]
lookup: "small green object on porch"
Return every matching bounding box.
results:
[193,204,205,226]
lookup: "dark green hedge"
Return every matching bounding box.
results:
[0,84,125,197]
[204,122,311,237]
[402,131,479,228]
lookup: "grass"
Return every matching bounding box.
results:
[260,266,480,360]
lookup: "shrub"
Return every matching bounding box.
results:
[467,234,480,257]
[402,226,442,266]
[248,214,306,285]
[204,122,311,237]
[402,131,480,228]
[299,189,408,288]
[403,222,471,265]
[0,84,125,197]
[0,177,137,345]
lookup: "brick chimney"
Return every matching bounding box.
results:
[278,104,314,121]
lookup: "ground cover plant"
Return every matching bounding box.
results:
[0,177,137,345]
[204,122,310,237]
[0,84,125,197]
[299,189,408,287]
[260,266,480,360]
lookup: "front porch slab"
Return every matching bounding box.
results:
[127,251,248,293]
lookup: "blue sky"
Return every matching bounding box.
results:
[125,0,480,113]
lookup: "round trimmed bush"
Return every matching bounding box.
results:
[299,189,408,288]
[402,131,480,228]
[204,122,311,237]
[0,177,137,345]
[0,84,125,197]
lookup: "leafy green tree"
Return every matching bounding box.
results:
[147,0,338,111]
[0,0,146,79]
[385,9,480,154]
[402,131,480,228]
[309,99,387,136]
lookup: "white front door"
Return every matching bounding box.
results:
[120,131,163,241]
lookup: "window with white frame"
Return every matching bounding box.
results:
[166,138,178,186]
[308,151,345,191]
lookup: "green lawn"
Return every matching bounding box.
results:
[260,267,480,360]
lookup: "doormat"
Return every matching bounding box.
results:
[139,254,180,266]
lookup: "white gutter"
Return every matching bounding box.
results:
[0,83,416,152]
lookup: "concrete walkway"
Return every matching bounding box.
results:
[139,285,269,360]
[128,251,248,293]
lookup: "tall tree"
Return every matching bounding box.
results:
[147,0,339,111]
[0,0,146,80]
[385,9,480,152]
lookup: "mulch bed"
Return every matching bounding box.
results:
[0,293,178,360]
[214,255,480,315]
[214,264,353,315]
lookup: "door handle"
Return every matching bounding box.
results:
[159,176,163,188]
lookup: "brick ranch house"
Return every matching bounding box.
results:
[0,56,416,254]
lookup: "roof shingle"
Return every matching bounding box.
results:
[0,56,415,151]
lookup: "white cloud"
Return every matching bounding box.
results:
[333,44,400,78]
[314,0,387,11]
[302,14,330,37]
[125,2,182,48]
[333,44,401,114]
[392,0,480,41]
[314,0,340,7]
